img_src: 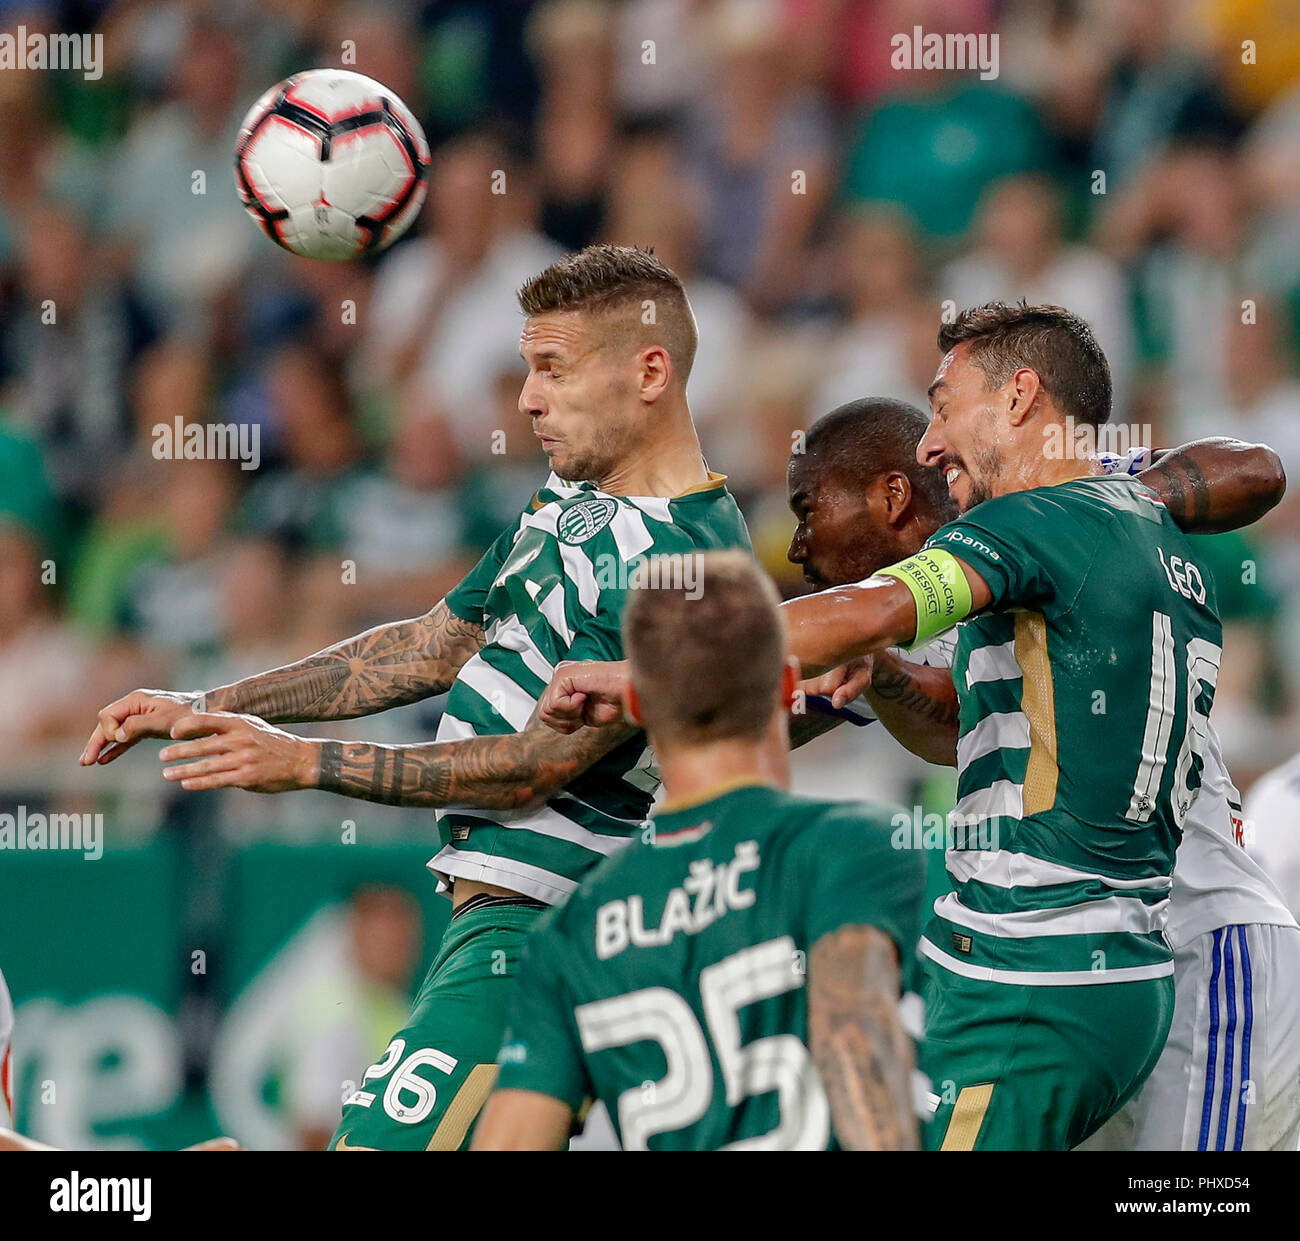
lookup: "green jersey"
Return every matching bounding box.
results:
[495,781,925,1150]
[429,472,751,904]
[917,475,1223,986]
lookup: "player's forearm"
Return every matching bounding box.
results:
[1139,438,1286,534]
[471,1091,573,1151]
[313,721,635,810]
[862,653,959,766]
[808,926,919,1152]
[206,601,483,723]
[781,580,917,678]
[787,710,844,750]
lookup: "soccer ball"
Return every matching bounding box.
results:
[234,69,430,261]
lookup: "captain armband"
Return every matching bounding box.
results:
[876,548,974,651]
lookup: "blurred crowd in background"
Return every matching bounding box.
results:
[2,0,1300,1149]
[2,0,1300,834]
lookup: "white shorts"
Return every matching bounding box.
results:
[1079,923,1300,1151]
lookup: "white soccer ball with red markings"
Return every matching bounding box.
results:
[234,69,430,260]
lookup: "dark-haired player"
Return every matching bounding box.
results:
[473,552,924,1150]
[540,302,1232,1150]
[81,245,750,1149]
[788,398,1300,1151]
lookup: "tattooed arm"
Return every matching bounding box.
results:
[205,601,483,721]
[794,653,959,765]
[862,651,959,766]
[311,718,638,810]
[787,709,845,749]
[156,709,638,811]
[808,924,920,1151]
[1137,438,1285,534]
[82,601,484,764]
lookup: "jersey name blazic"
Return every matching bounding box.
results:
[595,841,761,958]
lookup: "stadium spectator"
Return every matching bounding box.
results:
[941,174,1133,415]
[681,0,834,308]
[0,203,156,515]
[840,35,1050,243]
[813,207,931,417]
[1090,0,1241,189]
[362,131,561,460]
[2,0,1298,1150]
[528,0,617,251]
[601,128,754,473]
[102,16,257,328]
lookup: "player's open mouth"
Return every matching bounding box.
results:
[945,466,962,489]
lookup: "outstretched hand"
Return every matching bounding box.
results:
[80,689,201,766]
[159,712,319,794]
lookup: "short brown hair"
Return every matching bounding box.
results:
[623,551,784,745]
[518,243,697,378]
[937,301,1112,427]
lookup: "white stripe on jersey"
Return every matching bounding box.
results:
[483,614,557,686]
[920,937,1174,986]
[1126,610,1177,824]
[934,890,1168,939]
[454,658,538,732]
[609,505,654,562]
[430,848,581,904]
[964,640,1019,688]
[440,804,632,856]
[557,541,600,616]
[626,496,673,524]
[436,712,478,742]
[956,710,1030,768]
[951,779,1023,827]
[947,848,1173,892]
[534,581,574,646]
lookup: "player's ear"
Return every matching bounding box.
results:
[778,658,799,711]
[638,344,671,403]
[623,681,644,727]
[882,470,912,525]
[1006,366,1042,426]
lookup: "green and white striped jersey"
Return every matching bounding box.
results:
[428,471,751,904]
[916,475,1223,986]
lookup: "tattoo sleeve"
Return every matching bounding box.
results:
[314,719,638,810]
[863,653,959,767]
[205,601,484,723]
[1139,438,1286,535]
[808,924,920,1151]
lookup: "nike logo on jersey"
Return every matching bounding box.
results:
[333,1132,378,1151]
